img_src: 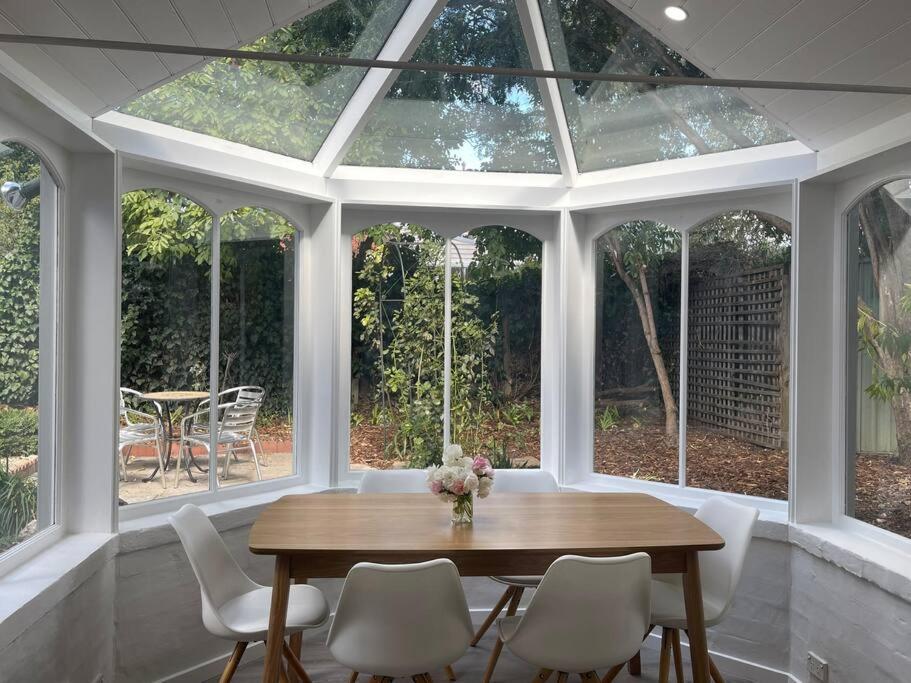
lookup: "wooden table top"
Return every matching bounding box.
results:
[140,390,209,402]
[249,492,724,558]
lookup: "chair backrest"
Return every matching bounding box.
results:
[233,385,265,405]
[219,401,260,437]
[506,553,651,673]
[357,469,428,494]
[695,497,759,613]
[169,505,257,619]
[491,469,559,493]
[327,559,473,677]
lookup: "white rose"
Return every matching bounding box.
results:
[442,444,463,466]
[478,477,493,499]
[464,472,479,493]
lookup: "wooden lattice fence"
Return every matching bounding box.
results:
[687,264,789,449]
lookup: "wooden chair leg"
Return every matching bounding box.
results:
[671,629,685,683]
[472,586,515,646]
[556,673,569,683]
[482,586,524,683]
[627,651,642,676]
[348,673,359,683]
[579,674,598,681]
[444,664,456,680]
[709,656,726,683]
[533,669,553,682]
[282,640,313,683]
[218,641,247,683]
[658,627,672,683]
[601,664,624,683]
[288,632,303,683]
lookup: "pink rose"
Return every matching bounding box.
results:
[472,456,492,476]
[451,479,465,495]
[431,480,444,494]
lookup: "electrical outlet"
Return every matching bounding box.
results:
[807,652,828,681]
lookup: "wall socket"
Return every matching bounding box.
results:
[807,652,829,681]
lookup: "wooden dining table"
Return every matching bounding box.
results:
[249,492,725,683]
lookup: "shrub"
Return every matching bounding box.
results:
[0,407,39,469]
[0,468,37,548]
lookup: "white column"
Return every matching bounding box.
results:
[443,238,452,447]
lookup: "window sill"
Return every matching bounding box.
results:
[118,482,329,553]
[0,532,117,651]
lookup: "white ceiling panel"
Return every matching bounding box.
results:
[113,0,202,72]
[627,0,740,51]
[691,0,798,70]
[220,0,275,38]
[58,0,170,84]
[171,0,237,46]
[813,94,911,147]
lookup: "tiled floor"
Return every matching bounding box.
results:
[207,627,753,683]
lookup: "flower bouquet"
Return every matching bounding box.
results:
[426,444,494,525]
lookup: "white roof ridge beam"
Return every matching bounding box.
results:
[515,0,578,187]
[313,0,447,177]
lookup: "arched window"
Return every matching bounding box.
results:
[0,140,57,555]
[350,223,445,470]
[450,226,542,467]
[593,221,681,484]
[218,207,298,488]
[846,180,911,539]
[687,211,790,500]
[119,189,213,503]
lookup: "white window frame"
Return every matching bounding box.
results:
[0,140,63,577]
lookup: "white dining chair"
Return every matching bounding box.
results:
[494,553,652,682]
[478,469,560,683]
[637,497,759,683]
[327,559,474,683]
[357,468,429,493]
[169,504,330,683]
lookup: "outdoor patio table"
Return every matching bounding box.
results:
[249,491,725,683]
[139,390,209,483]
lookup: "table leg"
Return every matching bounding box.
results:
[264,555,291,683]
[144,402,175,482]
[287,577,306,683]
[682,551,710,683]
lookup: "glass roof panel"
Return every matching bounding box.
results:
[118,0,410,162]
[343,0,560,173]
[538,0,793,173]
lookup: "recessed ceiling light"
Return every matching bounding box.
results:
[664,5,688,21]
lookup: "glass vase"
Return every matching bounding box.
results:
[451,493,473,525]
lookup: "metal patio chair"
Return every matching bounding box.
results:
[176,400,264,486]
[199,386,269,465]
[119,388,166,487]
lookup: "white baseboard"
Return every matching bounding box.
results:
[157,642,265,683]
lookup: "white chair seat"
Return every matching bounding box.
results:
[215,584,329,641]
[121,422,158,436]
[491,575,542,588]
[649,576,727,630]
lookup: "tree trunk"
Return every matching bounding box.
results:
[606,237,678,437]
[502,313,513,399]
[892,393,911,465]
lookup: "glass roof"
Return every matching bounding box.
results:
[119,0,410,162]
[343,0,559,173]
[538,0,792,173]
[114,0,796,175]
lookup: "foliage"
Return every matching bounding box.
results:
[0,469,37,549]
[0,407,39,470]
[858,284,911,401]
[597,405,620,431]
[0,142,41,407]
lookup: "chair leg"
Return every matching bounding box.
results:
[174,440,184,488]
[154,437,167,489]
[482,586,524,683]
[709,655,726,683]
[218,641,247,683]
[671,629,685,683]
[472,586,515,645]
[532,669,553,682]
[282,640,312,683]
[223,445,233,480]
[118,446,129,482]
[348,673,359,683]
[579,674,598,681]
[556,674,568,683]
[250,440,263,481]
[254,428,270,466]
[658,627,672,683]
[444,664,456,680]
[288,632,303,683]
[601,664,624,683]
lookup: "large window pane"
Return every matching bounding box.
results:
[848,180,911,538]
[0,141,53,553]
[686,212,790,500]
[119,190,211,503]
[538,0,791,172]
[450,227,542,467]
[216,209,297,488]
[350,224,445,469]
[120,0,410,162]
[344,0,559,172]
[593,222,680,483]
